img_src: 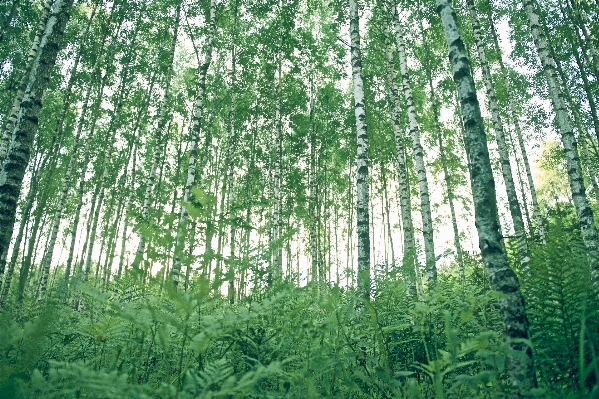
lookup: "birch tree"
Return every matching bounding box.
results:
[391,1,436,285]
[0,0,52,166]
[420,21,465,285]
[484,0,546,243]
[130,2,181,273]
[522,0,599,282]
[172,0,216,290]
[349,0,371,299]
[381,7,420,296]
[436,0,535,395]
[0,0,74,288]
[466,0,530,272]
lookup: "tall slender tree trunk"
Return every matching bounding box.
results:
[117,71,157,279]
[0,0,52,166]
[17,184,49,301]
[437,1,535,396]
[391,2,436,285]
[381,167,395,271]
[485,0,546,243]
[172,0,216,290]
[425,55,465,285]
[0,0,74,278]
[522,0,599,281]
[82,166,107,285]
[566,0,599,78]
[131,4,181,272]
[508,133,533,234]
[467,0,530,272]
[580,137,599,201]
[308,79,319,284]
[554,0,599,145]
[349,0,371,299]
[36,100,86,301]
[382,13,418,296]
[422,41,467,281]
[0,163,36,307]
[117,141,137,279]
[272,1,284,280]
[549,39,599,200]
[226,1,239,302]
[63,162,86,297]
[36,38,115,299]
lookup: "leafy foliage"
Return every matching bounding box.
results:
[1,251,596,398]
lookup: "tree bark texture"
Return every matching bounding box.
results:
[172,0,216,289]
[131,3,181,272]
[522,0,599,282]
[467,0,530,272]
[0,0,74,287]
[391,3,436,285]
[436,1,536,396]
[382,14,419,297]
[349,0,371,300]
[0,0,52,166]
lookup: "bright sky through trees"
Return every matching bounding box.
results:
[0,0,598,397]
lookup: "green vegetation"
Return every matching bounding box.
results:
[0,218,597,398]
[1,0,599,397]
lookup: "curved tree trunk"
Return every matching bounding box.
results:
[436,0,536,396]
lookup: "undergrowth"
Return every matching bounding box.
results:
[1,219,598,398]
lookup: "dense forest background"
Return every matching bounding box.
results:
[0,0,598,397]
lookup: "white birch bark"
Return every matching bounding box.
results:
[0,0,52,166]
[272,0,284,279]
[423,44,465,284]
[382,15,419,297]
[81,165,107,285]
[226,4,239,300]
[391,4,436,285]
[36,84,92,301]
[522,0,599,281]
[0,0,74,283]
[580,137,599,201]
[467,0,531,272]
[349,0,371,299]
[484,4,546,243]
[436,1,536,395]
[117,140,137,279]
[130,3,181,272]
[308,81,319,284]
[63,160,87,297]
[172,0,216,289]
[37,24,122,296]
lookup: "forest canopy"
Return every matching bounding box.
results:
[0,0,598,398]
